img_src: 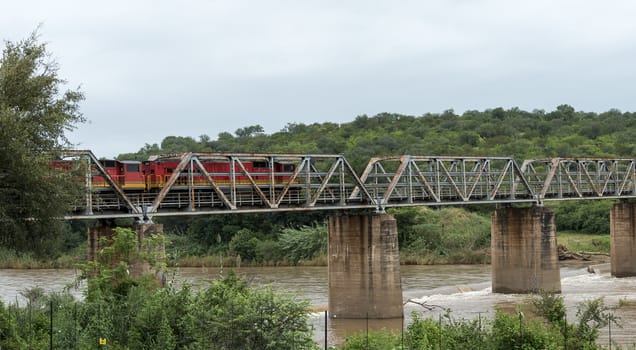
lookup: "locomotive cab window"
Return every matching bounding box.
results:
[102,160,116,168]
[284,164,295,172]
[253,161,269,168]
[126,163,140,172]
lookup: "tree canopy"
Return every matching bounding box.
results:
[0,32,84,255]
[119,106,636,171]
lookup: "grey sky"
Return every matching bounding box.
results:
[3,0,636,158]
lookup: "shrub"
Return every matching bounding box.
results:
[340,329,402,350]
[393,207,490,261]
[228,228,261,260]
[489,310,560,350]
[278,225,327,264]
[0,301,26,349]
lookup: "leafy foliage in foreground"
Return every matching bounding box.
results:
[0,227,317,349]
[1,275,318,349]
[341,293,620,350]
[0,233,622,350]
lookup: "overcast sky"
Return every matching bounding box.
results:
[2,1,636,158]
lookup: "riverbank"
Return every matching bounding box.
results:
[0,247,84,269]
[0,231,610,269]
[170,231,611,267]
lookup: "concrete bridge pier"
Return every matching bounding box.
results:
[87,224,115,262]
[491,206,561,293]
[610,202,636,277]
[88,222,165,282]
[130,223,165,277]
[328,213,403,319]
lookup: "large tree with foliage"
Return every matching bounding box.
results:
[0,31,85,255]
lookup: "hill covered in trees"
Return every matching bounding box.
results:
[117,105,635,171]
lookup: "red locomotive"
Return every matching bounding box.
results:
[53,157,296,191]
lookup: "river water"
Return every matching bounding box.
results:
[1,263,635,346]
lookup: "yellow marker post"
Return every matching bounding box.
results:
[99,337,107,345]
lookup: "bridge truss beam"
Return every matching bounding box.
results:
[58,152,636,220]
[354,155,536,209]
[63,152,375,220]
[521,158,636,202]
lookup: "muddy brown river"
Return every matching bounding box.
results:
[1,264,635,346]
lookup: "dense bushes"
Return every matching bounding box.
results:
[0,274,317,349]
[278,225,327,264]
[392,207,491,264]
[548,200,614,234]
[0,228,317,349]
[9,292,618,349]
[169,222,328,266]
[168,206,496,266]
[341,294,619,350]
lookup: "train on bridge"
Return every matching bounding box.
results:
[53,151,636,219]
[53,156,297,191]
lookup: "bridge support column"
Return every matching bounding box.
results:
[610,202,636,277]
[87,225,114,262]
[328,213,403,319]
[491,206,561,293]
[130,223,165,278]
[88,223,165,283]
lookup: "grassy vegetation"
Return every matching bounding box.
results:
[0,232,612,269]
[557,231,610,254]
[0,246,85,269]
[169,253,328,268]
[339,294,620,350]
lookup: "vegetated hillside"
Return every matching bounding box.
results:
[118,104,635,170]
[115,105,626,264]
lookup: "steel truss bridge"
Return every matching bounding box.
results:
[60,151,636,220]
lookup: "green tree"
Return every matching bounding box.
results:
[188,271,316,349]
[575,298,619,347]
[160,135,200,152]
[235,124,265,137]
[228,228,261,260]
[0,31,85,256]
[277,225,327,264]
